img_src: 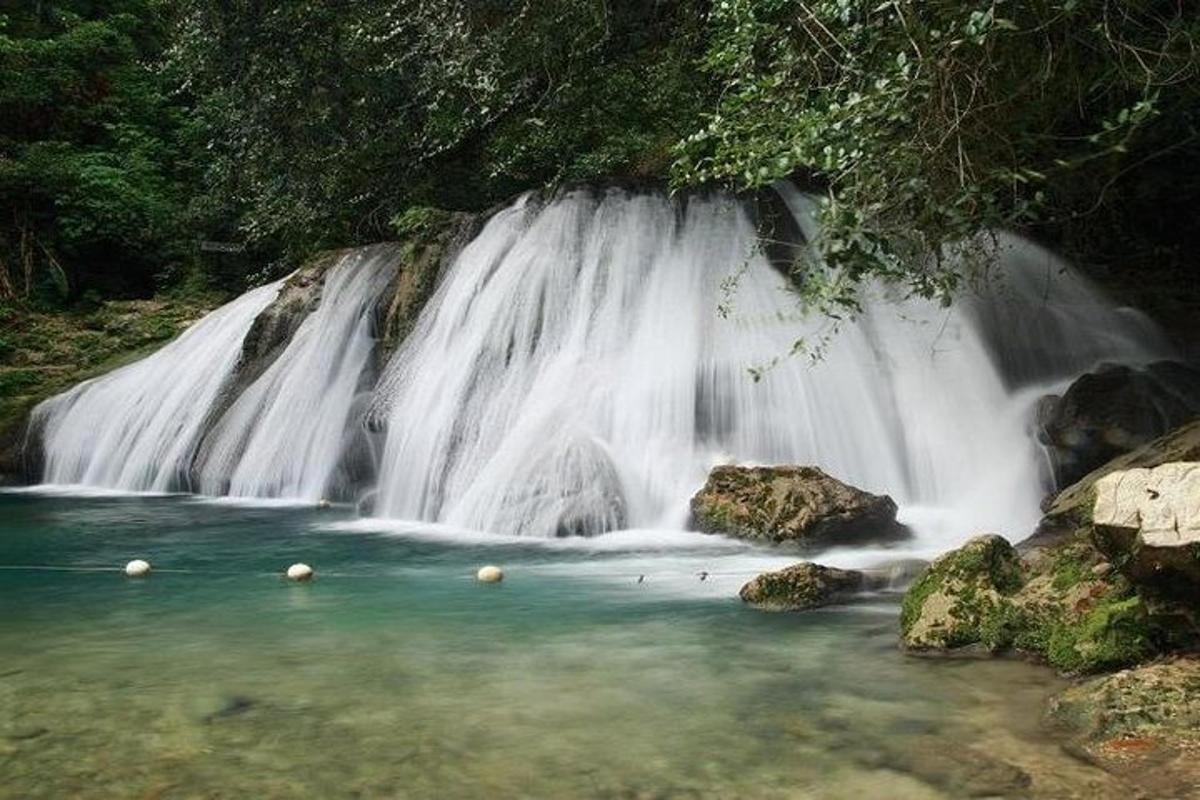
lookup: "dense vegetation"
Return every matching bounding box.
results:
[2,1,1197,320]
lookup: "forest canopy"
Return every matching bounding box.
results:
[1,0,1197,312]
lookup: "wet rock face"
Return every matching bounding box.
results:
[739,563,865,610]
[690,465,907,547]
[1092,462,1200,603]
[1037,361,1200,489]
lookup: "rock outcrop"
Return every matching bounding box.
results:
[1091,462,1200,600]
[1037,361,1200,489]
[902,424,1200,673]
[739,563,865,610]
[690,465,907,547]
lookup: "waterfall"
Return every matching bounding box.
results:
[195,247,397,500]
[31,281,283,491]
[28,184,1167,549]
[370,187,1163,542]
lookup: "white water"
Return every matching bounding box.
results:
[195,247,397,500]
[371,187,1163,548]
[29,185,1168,556]
[32,281,282,491]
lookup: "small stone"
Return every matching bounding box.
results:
[1091,561,1113,576]
[316,499,332,510]
[476,565,504,583]
[286,563,314,582]
[124,559,151,578]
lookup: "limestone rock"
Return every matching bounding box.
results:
[1092,462,1200,601]
[739,563,865,610]
[690,465,906,547]
[900,535,1023,650]
[1037,361,1200,489]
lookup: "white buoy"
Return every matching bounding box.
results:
[476,565,504,583]
[286,563,314,582]
[316,499,332,510]
[124,559,152,578]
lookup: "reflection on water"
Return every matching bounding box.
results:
[1,494,1128,798]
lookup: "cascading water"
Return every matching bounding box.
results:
[195,247,397,500]
[27,184,1168,554]
[370,187,1164,546]
[31,281,283,491]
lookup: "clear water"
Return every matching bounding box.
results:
[1,492,1137,799]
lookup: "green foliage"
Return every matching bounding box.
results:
[0,1,192,301]
[673,0,1200,315]
[173,0,707,268]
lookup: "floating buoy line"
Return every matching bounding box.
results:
[0,563,765,582]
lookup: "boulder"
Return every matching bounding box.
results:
[739,563,865,610]
[690,465,907,546]
[1037,361,1200,489]
[900,535,1024,651]
[1092,462,1200,602]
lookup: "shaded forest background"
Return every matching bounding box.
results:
[1,0,1197,327]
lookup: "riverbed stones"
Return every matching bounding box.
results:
[1091,462,1200,599]
[1047,657,1200,790]
[690,465,906,546]
[739,563,865,610]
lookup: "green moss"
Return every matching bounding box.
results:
[1045,594,1156,673]
[900,568,940,635]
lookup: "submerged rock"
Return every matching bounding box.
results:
[739,563,865,610]
[690,465,906,547]
[1048,658,1200,792]
[1037,361,1200,489]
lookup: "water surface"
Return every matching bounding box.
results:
[1,493,1128,798]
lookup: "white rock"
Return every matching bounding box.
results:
[286,563,315,582]
[316,499,332,510]
[476,565,504,583]
[124,559,152,578]
[1093,462,1200,546]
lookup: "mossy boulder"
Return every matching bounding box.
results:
[690,465,907,547]
[1047,658,1200,792]
[900,534,1024,650]
[901,531,1161,672]
[739,563,865,610]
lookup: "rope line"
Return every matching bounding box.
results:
[0,564,766,580]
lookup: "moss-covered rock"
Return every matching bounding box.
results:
[900,534,1024,650]
[690,465,907,546]
[739,563,865,610]
[902,423,1200,673]
[1047,658,1200,793]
